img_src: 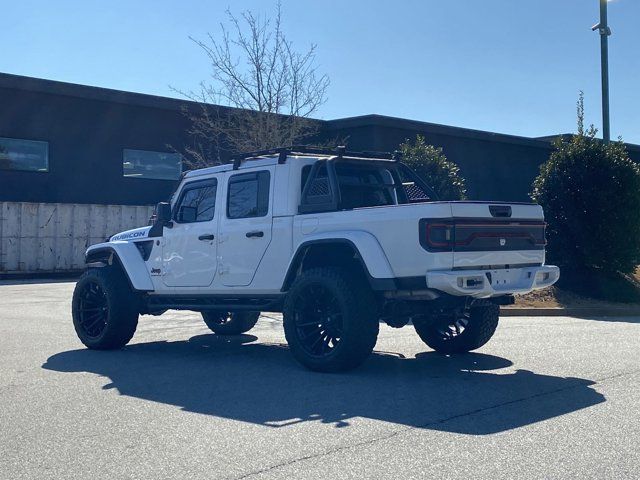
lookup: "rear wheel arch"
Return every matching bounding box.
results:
[282,239,375,292]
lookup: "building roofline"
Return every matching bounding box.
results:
[534,133,573,141]
[2,72,638,152]
[0,71,207,113]
[0,72,327,125]
[327,115,637,152]
[535,133,640,151]
[325,114,555,148]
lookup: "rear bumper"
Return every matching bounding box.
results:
[426,265,559,298]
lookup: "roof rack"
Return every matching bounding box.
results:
[231,145,402,170]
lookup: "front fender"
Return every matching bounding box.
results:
[290,230,395,279]
[86,242,154,291]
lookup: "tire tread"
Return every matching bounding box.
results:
[283,267,379,372]
[414,304,499,354]
[202,311,260,335]
[72,267,139,350]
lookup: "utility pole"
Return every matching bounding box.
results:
[592,0,611,144]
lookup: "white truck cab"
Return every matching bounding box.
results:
[73,146,559,372]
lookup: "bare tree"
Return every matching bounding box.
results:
[177,3,330,168]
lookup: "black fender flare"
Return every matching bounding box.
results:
[280,239,396,292]
[85,244,154,292]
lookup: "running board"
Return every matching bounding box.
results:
[143,294,283,313]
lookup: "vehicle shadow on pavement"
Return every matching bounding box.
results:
[43,334,605,435]
[574,315,640,324]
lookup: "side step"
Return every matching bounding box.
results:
[144,294,283,313]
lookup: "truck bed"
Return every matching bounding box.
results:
[293,201,546,279]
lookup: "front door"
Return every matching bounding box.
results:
[218,168,274,286]
[162,177,219,287]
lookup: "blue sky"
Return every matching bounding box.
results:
[3,0,639,143]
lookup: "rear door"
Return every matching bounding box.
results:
[218,168,274,286]
[162,177,219,287]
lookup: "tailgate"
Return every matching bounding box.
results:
[449,202,543,221]
[421,202,547,269]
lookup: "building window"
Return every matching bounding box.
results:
[123,149,182,180]
[227,171,270,219]
[0,137,49,172]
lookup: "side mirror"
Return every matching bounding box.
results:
[156,202,172,224]
[149,202,173,237]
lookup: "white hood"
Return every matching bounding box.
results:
[109,226,152,242]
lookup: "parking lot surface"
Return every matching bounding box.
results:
[1,281,639,479]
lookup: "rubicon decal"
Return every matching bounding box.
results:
[110,229,149,241]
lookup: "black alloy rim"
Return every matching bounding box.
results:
[435,313,470,341]
[292,284,343,357]
[77,280,108,338]
[212,312,234,325]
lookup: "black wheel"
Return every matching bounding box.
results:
[283,267,379,372]
[202,311,260,335]
[72,267,139,349]
[414,304,500,354]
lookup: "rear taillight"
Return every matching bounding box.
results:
[420,220,455,251]
[419,218,546,252]
[425,223,454,249]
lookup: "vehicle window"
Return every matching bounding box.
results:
[301,165,312,192]
[174,180,217,223]
[227,170,270,219]
[335,164,395,209]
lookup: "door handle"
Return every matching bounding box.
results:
[198,234,215,241]
[246,230,264,238]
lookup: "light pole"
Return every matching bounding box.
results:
[592,0,611,144]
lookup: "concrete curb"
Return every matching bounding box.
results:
[502,307,640,317]
[0,271,83,281]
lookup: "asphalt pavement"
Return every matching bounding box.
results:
[1,281,639,479]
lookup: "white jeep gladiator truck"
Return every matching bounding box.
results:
[72,146,559,372]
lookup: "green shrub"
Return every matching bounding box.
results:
[399,135,467,200]
[531,98,640,274]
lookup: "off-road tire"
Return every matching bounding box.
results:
[72,267,139,349]
[414,304,500,354]
[283,267,379,372]
[202,311,260,335]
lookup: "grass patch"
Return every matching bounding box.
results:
[512,267,640,308]
[557,268,640,303]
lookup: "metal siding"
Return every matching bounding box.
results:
[0,202,153,273]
